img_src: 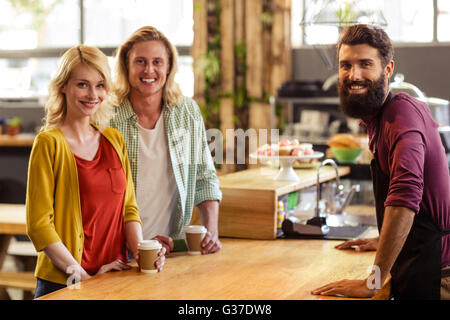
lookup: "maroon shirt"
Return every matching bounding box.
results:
[362,92,450,267]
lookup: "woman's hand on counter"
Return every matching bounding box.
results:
[335,237,379,252]
[96,259,131,275]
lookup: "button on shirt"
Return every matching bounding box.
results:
[110,96,222,239]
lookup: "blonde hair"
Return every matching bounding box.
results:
[41,45,114,132]
[113,26,184,107]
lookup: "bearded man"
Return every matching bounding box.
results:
[312,24,450,300]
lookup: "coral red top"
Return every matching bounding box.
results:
[74,135,128,275]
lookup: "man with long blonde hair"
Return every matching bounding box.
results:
[110,26,222,254]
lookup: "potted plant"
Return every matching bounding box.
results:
[6,117,22,136]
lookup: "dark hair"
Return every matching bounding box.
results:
[337,24,394,67]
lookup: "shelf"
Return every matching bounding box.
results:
[0,134,35,147]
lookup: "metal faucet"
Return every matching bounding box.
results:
[335,184,360,214]
[315,159,360,217]
[282,159,361,237]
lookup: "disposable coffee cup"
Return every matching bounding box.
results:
[137,240,162,273]
[185,225,207,255]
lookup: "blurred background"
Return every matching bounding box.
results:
[1,0,450,300]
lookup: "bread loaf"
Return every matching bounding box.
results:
[327,133,360,149]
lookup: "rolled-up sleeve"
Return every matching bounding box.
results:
[380,87,431,217]
[193,107,222,206]
[385,130,425,213]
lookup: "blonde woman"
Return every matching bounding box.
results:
[110,26,222,255]
[26,45,165,298]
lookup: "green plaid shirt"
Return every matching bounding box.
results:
[110,96,222,239]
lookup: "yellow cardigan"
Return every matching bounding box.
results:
[26,126,141,285]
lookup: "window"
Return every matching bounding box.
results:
[83,0,193,47]
[437,0,450,42]
[383,0,433,43]
[0,0,79,49]
[0,57,59,98]
[0,0,194,99]
[292,0,443,47]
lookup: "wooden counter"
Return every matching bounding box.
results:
[0,134,35,147]
[0,204,36,299]
[0,204,28,268]
[0,204,27,235]
[217,166,350,239]
[38,234,388,300]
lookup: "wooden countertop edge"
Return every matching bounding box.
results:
[0,224,27,235]
[371,275,392,300]
[0,204,28,234]
[219,166,351,194]
[0,134,35,147]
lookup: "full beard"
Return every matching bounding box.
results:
[338,74,387,119]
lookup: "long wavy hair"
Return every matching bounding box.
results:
[113,26,183,107]
[41,45,113,132]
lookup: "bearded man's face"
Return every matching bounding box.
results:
[338,44,392,118]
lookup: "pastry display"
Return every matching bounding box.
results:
[257,139,315,157]
[252,138,324,174]
[256,144,278,157]
[291,143,314,156]
[278,139,293,156]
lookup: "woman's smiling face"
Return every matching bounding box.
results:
[62,63,106,119]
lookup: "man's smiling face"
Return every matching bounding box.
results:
[127,40,170,100]
[338,43,393,119]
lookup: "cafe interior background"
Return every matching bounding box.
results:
[0,0,449,299]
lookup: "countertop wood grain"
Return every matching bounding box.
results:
[38,229,388,300]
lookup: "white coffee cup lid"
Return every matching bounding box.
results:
[138,240,162,250]
[185,225,207,234]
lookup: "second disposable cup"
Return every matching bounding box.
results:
[137,240,162,273]
[185,225,207,255]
